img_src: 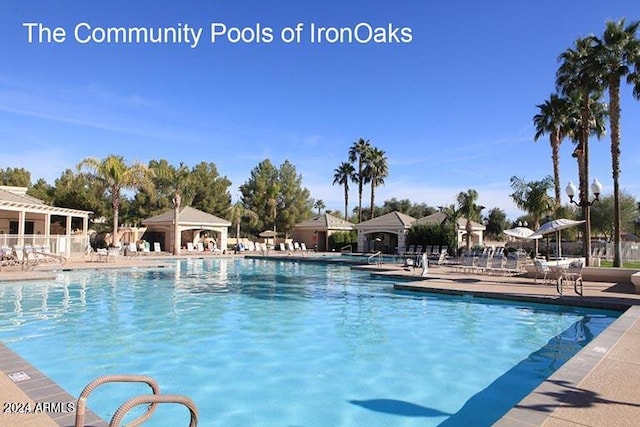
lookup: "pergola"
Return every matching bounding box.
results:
[0,186,92,257]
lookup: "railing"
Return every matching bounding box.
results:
[75,374,199,427]
[340,244,353,253]
[368,251,382,266]
[110,394,198,427]
[0,234,88,258]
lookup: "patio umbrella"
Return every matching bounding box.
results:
[259,230,278,247]
[503,226,540,240]
[504,226,541,254]
[529,219,585,260]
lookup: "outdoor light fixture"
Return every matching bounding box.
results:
[566,179,603,206]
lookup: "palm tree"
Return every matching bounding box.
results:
[533,93,576,208]
[439,204,461,251]
[151,161,192,255]
[332,162,356,220]
[557,36,604,266]
[313,199,326,215]
[227,201,258,244]
[509,176,554,255]
[77,155,153,247]
[456,189,482,252]
[362,147,388,219]
[348,138,371,222]
[593,19,640,267]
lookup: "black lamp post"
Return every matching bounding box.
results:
[565,178,603,266]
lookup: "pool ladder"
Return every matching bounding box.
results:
[75,374,198,427]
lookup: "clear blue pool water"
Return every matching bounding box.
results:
[0,258,619,426]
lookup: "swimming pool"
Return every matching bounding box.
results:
[0,258,618,426]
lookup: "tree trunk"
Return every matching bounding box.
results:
[551,130,561,209]
[370,181,376,219]
[609,80,622,267]
[343,186,349,220]
[580,97,592,267]
[357,163,363,223]
[173,192,181,255]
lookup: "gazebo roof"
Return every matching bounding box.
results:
[355,211,417,230]
[295,213,355,230]
[142,206,231,227]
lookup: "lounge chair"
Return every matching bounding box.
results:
[300,242,308,251]
[406,245,415,256]
[153,242,162,253]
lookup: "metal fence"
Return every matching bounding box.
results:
[0,234,89,258]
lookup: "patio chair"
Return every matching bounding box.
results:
[406,245,415,256]
[533,259,552,285]
[558,260,584,296]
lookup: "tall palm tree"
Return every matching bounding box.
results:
[533,93,576,208]
[152,161,192,255]
[456,189,482,252]
[362,147,388,219]
[348,138,371,223]
[593,19,640,267]
[77,155,153,247]
[313,199,326,215]
[509,176,554,255]
[332,162,356,220]
[557,36,604,266]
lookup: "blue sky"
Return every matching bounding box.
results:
[1,1,639,220]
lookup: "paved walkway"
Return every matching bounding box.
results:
[1,255,639,426]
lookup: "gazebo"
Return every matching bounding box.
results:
[141,206,231,253]
[354,211,417,254]
[293,213,355,252]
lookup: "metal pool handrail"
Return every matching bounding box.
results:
[368,251,382,266]
[75,374,160,427]
[109,394,199,427]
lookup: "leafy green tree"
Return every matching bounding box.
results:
[440,204,461,251]
[533,93,577,208]
[240,159,312,236]
[348,138,372,222]
[240,159,279,234]
[332,162,356,221]
[278,160,313,236]
[28,178,54,204]
[484,207,509,241]
[591,191,639,241]
[189,162,232,215]
[0,167,31,187]
[593,19,640,267]
[52,169,108,221]
[363,147,389,219]
[77,155,153,246]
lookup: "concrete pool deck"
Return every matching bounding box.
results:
[1,254,639,426]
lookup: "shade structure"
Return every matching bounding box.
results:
[503,226,541,240]
[530,219,585,260]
